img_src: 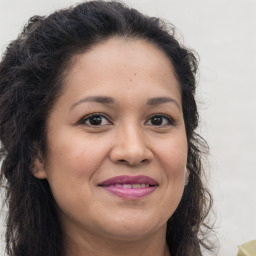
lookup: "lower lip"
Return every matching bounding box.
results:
[101,186,157,199]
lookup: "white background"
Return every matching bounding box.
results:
[0,0,256,255]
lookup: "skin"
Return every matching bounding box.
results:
[34,37,188,256]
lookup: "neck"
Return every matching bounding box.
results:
[63,226,171,256]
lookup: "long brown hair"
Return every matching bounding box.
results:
[0,1,214,255]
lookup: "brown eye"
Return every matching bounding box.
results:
[88,115,103,125]
[151,116,164,125]
[80,114,112,126]
[146,114,174,126]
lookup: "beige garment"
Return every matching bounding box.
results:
[237,240,256,256]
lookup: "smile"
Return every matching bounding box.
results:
[98,175,158,199]
[107,184,151,188]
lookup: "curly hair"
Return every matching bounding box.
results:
[0,1,214,255]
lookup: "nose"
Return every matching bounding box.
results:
[109,124,153,166]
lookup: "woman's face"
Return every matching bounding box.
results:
[35,38,188,242]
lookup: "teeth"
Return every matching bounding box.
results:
[113,184,151,188]
[123,184,132,189]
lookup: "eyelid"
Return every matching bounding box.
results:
[78,113,113,126]
[77,113,174,127]
[145,114,175,126]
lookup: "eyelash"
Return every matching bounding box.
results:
[78,113,112,126]
[78,113,175,127]
[145,114,175,126]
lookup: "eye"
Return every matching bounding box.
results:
[79,114,112,126]
[145,114,174,126]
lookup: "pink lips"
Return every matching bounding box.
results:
[98,175,158,199]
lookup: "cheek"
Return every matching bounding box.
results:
[43,141,97,216]
[46,131,107,178]
[157,145,187,219]
[155,136,187,207]
[156,136,188,173]
[42,136,96,202]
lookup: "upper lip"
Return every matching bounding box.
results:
[98,175,158,186]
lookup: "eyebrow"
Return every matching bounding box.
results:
[147,97,180,109]
[70,95,180,110]
[70,96,115,110]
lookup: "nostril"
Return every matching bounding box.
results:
[117,158,148,166]
[118,159,128,164]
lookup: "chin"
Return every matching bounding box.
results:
[97,213,168,241]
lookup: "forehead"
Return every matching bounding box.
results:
[57,37,181,108]
[69,37,177,80]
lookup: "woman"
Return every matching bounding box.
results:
[0,1,214,256]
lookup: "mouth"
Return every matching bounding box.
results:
[98,175,158,199]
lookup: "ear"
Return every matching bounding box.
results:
[32,153,47,179]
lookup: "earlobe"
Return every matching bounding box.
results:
[32,156,47,179]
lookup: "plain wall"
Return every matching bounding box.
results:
[0,0,256,255]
